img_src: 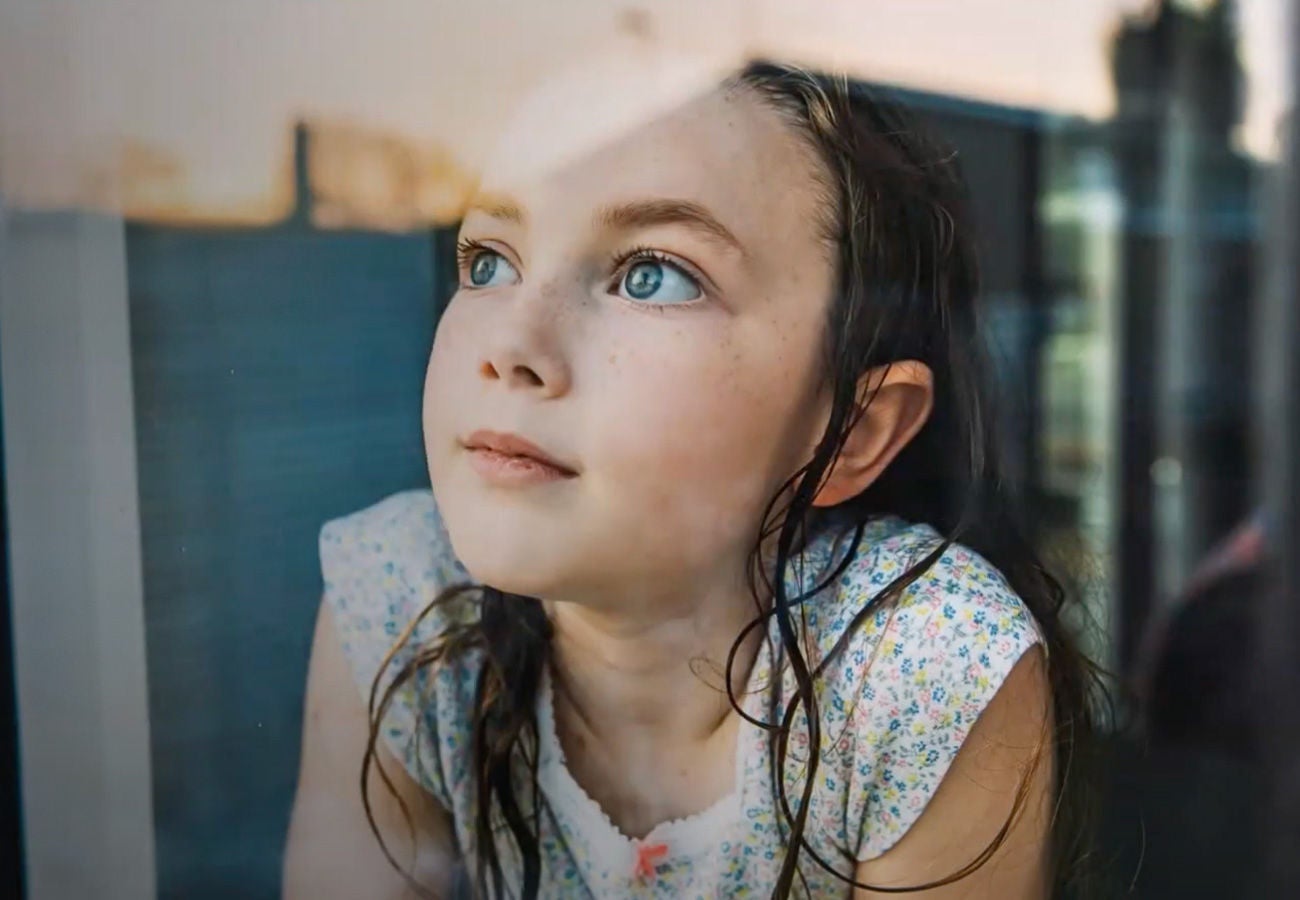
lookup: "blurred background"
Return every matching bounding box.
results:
[2,1,1299,897]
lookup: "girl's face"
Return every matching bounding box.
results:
[423,81,837,606]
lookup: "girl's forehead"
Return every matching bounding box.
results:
[476,80,827,249]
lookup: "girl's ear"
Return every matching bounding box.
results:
[812,360,934,508]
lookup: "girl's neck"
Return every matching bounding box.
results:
[545,583,763,749]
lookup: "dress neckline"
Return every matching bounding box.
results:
[534,646,770,867]
[528,522,867,874]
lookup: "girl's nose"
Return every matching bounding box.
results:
[478,352,570,397]
[477,295,573,399]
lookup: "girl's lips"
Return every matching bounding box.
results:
[466,447,575,487]
[460,429,577,478]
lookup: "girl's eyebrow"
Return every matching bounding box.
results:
[465,195,526,225]
[597,199,746,258]
[463,195,745,258]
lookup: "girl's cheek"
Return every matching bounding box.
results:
[600,350,785,502]
[427,302,482,389]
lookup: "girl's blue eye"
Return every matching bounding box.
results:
[467,250,519,288]
[617,259,700,304]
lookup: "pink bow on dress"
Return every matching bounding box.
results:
[632,840,669,879]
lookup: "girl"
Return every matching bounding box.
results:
[284,60,1100,899]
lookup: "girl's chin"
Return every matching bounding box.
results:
[450,544,571,598]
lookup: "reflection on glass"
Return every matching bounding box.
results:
[1,2,1290,898]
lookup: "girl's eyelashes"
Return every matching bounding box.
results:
[456,239,520,289]
[454,238,708,306]
[607,246,704,306]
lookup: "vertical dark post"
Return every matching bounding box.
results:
[1114,201,1160,670]
[1260,3,1300,891]
[287,121,313,230]
[1019,124,1046,514]
[1110,7,1170,671]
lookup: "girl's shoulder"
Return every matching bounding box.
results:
[320,488,459,587]
[797,515,1041,669]
[319,487,476,654]
[318,488,478,809]
[792,516,1044,861]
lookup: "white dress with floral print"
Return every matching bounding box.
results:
[321,489,1043,898]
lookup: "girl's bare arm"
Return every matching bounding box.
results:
[853,648,1054,899]
[284,600,459,899]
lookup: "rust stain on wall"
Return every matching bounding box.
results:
[86,134,295,228]
[306,120,477,231]
[93,120,478,231]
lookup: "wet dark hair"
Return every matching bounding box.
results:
[363,61,1106,898]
